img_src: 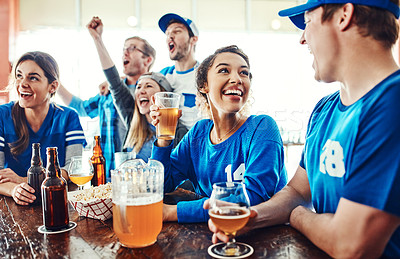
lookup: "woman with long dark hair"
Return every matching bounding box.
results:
[0,51,86,205]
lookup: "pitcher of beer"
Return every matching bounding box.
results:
[111,159,164,248]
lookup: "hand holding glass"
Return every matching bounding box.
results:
[208,182,253,258]
[68,156,94,190]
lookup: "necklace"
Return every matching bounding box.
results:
[215,114,243,143]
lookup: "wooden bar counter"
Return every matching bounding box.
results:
[0,191,330,258]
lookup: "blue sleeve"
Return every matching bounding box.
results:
[243,116,287,206]
[64,109,87,147]
[343,84,400,217]
[177,197,209,223]
[69,95,101,119]
[299,149,305,169]
[159,66,174,76]
[151,130,194,193]
[152,123,208,223]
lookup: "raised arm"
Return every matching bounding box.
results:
[87,16,135,127]
[87,16,114,70]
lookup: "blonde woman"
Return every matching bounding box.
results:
[113,72,172,161]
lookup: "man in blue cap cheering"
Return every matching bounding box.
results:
[158,13,201,144]
[206,1,400,257]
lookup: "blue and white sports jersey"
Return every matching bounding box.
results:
[152,115,287,223]
[0,102,86,176]
[301,70,400,258]
[160,64,201,130]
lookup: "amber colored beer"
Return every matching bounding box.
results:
[113,198,163,248]
[42,187,69,230]
[91,136,106,186]
[157,108,179,140]
[209,207,250,235]
[69,174,93,186]
[41,147,69,231]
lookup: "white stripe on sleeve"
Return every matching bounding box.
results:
[66,130,84,136]
[66,136,86,142]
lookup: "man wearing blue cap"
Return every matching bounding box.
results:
[206,1,400,257]
[158,13,201,143]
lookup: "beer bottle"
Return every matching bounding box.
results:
[90,136,106,186]
[41,147,69,230]
[27,143,45,206]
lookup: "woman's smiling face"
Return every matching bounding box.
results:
[16,60,55,110]
[135,77,162,115]
[205,52,251,115]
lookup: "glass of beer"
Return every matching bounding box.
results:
[68,156,94,190]
[111,159,164,248]
[154,92,181,140]
[208,182,253,258]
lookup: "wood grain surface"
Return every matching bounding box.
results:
[0,190,330,259]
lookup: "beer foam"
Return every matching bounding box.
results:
[114,193,163,206]
[209,207,250,219]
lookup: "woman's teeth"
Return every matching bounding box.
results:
[223,89,243,96]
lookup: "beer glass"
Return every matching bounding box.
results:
[208,182,253,258]
[111,159,164,248]
[68,156,94,190]
[154,92,180,140]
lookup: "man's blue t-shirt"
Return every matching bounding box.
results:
[301,70,400,258]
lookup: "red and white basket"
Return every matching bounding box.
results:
[68,190,113,221]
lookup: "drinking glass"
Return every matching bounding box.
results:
[154,92,181,140]
[68,156,94,190]
[208,182,254,258]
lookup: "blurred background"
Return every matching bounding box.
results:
[2,0,397,177]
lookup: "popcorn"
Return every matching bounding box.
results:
[68,183,113,221]
[73,182,112,201]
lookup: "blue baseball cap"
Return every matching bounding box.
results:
[279,0,400,30]
[158,13,199,37]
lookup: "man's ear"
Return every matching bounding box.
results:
[145,56,153,67]
[190,36,198,46]
[338,3,355,31]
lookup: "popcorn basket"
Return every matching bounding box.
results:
[68,183,112,221]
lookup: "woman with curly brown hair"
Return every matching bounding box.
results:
[151,45,287,223]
